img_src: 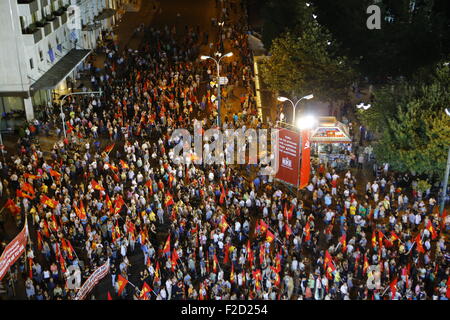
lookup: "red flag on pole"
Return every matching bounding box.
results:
[117,275,128,296]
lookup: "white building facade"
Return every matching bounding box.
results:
[0,0,126,131]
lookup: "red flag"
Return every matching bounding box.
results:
[363,254,369,275]
[390,278,398,299]
[171,248,179,271]
[163,234,171,255]
[145,180,153,195]
[299,130,311,189]
[16,189,33,200]
[113,196,125,215]
[219,184,225,204]
[304,221,311,241]
[104,143,115,154]
[117,275,128,296]
[390,231,400,242]
[91,180,105,191]
[49,169,61,178]
[339,234,347,253]
[164,192,174,207]
[426,220,438,240]
[266,230,275,243]
[73,202,86,220]
[259,244,265,265]
[260,219,268,234]
[415,234,425,253]
[285,223,293,239]
[23,173,41,180]
[4,199,20,215]
[107,291,112,300]
[219,215,229,233]
[120,160,129,169]
[41,195,58,209]
[223,243,230,265]
[230,264,235,283]
[80,201,87,220]
[139,282,152,300]
[21,182,35,195]
[371,230,377,248]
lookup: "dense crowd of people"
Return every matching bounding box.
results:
[0,0,449,301]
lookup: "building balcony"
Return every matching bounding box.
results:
[43,21,53,36]
[17,0,39,16]
[22,27,43,45]
[60,11,68,24]
[52,18,60,30]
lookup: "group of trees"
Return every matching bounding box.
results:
[257,0,450,177]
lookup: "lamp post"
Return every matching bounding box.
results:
[440,110,450,215]
[277,94,314,125]
[60,90,102,139]
[201,52,233,127]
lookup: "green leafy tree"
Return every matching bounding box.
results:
[359,63,450,177]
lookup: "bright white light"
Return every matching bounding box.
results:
[224,52,233,58]
[200,55,210,60]
[277,97,288,102]
[313,14,317,19]
[297,115,317,130]
[306,3,311,7]
[303,94,314,100]
[356,103,371,110]
[445,108,450,116]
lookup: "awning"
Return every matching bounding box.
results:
[30,49,91,91]
[94,8,116,21]
[310,117,352,143]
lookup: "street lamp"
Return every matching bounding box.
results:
[356,102,371,110]
[440,110,450,215]
[201,52,233,127]
[60,90,102,139]
[277,94,314,125]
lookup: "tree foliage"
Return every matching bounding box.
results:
[310,0,450,81]
[359,64,450,177]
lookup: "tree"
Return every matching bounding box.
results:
[310,0,450,82]
[260,9,355,103]
[359,63,450,177]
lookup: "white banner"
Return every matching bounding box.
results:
[75,259,110,300]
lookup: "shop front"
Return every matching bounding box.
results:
[310,117,352,171]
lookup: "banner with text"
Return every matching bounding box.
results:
[75,258,110,300]
[299,130,311,189]
[275,128,300,187]
[0,224,28,281]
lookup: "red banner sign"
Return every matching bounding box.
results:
[275,128,301,187]
[75,259,110,300]
[0,224,28,281]
[299,130,311,189]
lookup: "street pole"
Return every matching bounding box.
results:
[440,146,450,216]
[216,60,221,127]
[59,90,102,139]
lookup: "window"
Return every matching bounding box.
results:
[29,58,34,69]
[39,50,43,61]
[32,12,38,24]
